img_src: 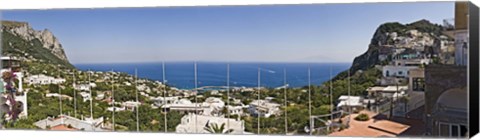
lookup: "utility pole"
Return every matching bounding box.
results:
[348,69,351,119]
[308,67,312,135]
[88,69,93,119]
[257,67,261,134]
[162,61,168,133]
[135,68,139,132]
[59,84,64,124]
[329,66,333,124]
[73,72,77,118]
[59,85,63,116]
[194,62,198,133]
[284,68,288,134]
[226,63,230,131]
[111,69,115,131]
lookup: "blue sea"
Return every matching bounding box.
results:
[75,62,350,89]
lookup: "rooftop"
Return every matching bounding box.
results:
[337,96,363,107]
[34,115,107,131]
[328,110,424,137]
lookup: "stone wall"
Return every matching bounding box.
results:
[424,64,467,136]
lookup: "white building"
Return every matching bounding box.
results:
[122,101,141,111]
[25,74,66,85]
[79,92,91,102]
[95,92,105,100]
[175,113,247,134]
[34,114,108,131]
[382,59,429,78]
[75,84,91,91]
[152,96,180,107]
[393,68,426,117]
[382,65,418,78]
[107,106,126,112]
[336,96,364,112]
[46,93,73,101]
[161,97,225,116]
[202,97,225,116]
[366,85,408,99]
[162,99,206,113]
[227,105,244,116]
[136,84,149,92]
[248,100,281,117]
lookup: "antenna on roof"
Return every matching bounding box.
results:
[135,68,139,132]
[257,67,261,134]
[162,61,168,133]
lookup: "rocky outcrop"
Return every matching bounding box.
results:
[2,21,69,62]
[349,19,454,73]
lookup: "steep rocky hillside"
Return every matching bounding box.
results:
[1,20,74,69]
[349,19,453,74]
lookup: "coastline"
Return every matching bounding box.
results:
[74,61,351,90]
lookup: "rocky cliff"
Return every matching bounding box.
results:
[1,20,73,68]
[349,19,453,73]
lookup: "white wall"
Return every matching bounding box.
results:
[382,66,417,78]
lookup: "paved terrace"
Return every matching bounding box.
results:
[328,110,425,137]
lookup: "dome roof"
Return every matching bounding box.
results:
[436,88,467,109]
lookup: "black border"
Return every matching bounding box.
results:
[469,1,479,138]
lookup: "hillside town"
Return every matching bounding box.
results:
[0,1,471,139]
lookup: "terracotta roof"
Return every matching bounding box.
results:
[50,124,78,131]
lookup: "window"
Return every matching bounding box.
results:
[412,78,425,91]
[386,71,390,77]
[438,122,467,138]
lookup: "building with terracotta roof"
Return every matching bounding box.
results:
[34,115,109,131]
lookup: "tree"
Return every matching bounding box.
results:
[203,122,234,134]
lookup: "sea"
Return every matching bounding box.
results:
[75,62,350,89]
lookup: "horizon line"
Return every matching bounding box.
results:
[72,60,353,65]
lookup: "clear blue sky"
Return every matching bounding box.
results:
[1,2,454,64]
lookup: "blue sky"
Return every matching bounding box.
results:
[1,2,454,64]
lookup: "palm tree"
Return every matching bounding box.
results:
[203,122,234,134]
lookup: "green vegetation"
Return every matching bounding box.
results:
[405,19,445,37]
[1,27,74,69]
[1,21,28,29]
[203,122,234,134]
[354,113,369,121]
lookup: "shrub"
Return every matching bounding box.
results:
[354,113,369,121]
